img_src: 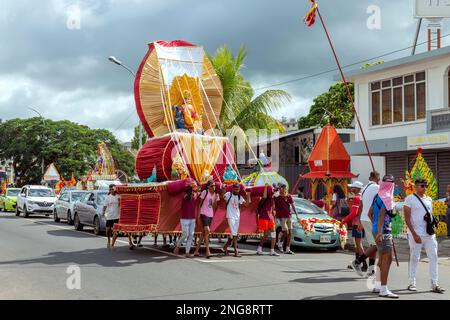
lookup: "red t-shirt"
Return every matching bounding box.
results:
[258,197,274,221]
[274,194,294,218]
[181,195,197,219]
[342,194,361,225]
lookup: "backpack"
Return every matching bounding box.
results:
[338,198,350,217]
[226,193,241,209]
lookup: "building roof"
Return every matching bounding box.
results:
[337,46,450,81]
[253,127,317,146]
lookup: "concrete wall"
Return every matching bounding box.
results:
[353,54,450,142]
[350,155,386,185]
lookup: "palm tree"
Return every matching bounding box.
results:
[210,45,290,133]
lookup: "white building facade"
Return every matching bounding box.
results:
[344,46,450,198]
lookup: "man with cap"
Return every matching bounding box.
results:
[404,178,445,294]
[351,171,380,279]
[343,181,366,270]
[274,183,299,254]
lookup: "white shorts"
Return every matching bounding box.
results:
[361,220,376,246]
[227,218,240,237]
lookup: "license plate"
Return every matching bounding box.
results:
[320,235,331,243]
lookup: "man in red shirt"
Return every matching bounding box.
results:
[274,183,299,254]
[256,184,279,256]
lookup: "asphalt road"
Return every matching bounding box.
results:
[0,211,449,300]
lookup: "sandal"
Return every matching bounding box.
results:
[234,253,242,258]
[129,245,135,250]
[206,255,213,259]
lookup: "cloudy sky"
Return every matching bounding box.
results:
[1,0,449,142]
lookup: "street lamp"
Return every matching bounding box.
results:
[28,107,45,176]
[108,56,143,149]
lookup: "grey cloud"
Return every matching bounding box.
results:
[1,0,449,142]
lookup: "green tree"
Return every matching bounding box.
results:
[0,118,135,185]
[210,45,290,133]
[298,82,354,129]
[131,124,147,150]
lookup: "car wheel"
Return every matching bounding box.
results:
[74,214,83,231]
[93,216,101,235]
[53,209,60,222]
[67,210,73,225]
[15,206,20,216]
[23,206,29,218]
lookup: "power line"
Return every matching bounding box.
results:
[113,109,135,133]
[254,32,450,91]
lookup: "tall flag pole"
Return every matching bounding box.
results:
[304,0,375,173]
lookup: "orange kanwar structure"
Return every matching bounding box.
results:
[300,124,358,208]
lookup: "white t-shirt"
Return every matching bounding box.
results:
[224,192,245,220]
[360,182,380,222]
[404,194,432,237]
[104,194,120,220]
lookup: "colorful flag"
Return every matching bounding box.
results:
[304,0,318,27]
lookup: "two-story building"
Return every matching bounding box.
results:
[343,46,450,198]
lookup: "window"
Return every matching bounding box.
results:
[294,146,300,164]
[370,71,426,125]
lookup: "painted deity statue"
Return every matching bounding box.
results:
[181,91,201,133]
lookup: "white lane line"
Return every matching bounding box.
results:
[199,259,253,263]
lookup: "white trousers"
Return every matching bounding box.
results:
[407,233,439,286]
[177,219,196,254]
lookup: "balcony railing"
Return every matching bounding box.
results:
[427,108,450,133]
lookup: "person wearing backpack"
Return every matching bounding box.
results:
[404,178,445,294]
[193,179,220,258]
[222,183,251,257]
[369,174,398,298]
[256,184,279,256]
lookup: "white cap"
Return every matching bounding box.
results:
[348,181,364,189]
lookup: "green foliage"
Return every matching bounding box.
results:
[0,118,135,185]
[361,60,384,69]
[210,45,290,133]
[298,82,354,129]
[131,124,147,150]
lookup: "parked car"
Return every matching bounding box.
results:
[72,190,108,235]
[16,185,58,217]
[275,198,341,251]
[53,189,89,224]
[0,188,21,212]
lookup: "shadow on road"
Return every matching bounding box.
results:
[0,246,180,268]
[302,289,426,300]
[289,274,363,284]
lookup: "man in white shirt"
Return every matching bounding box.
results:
[351,171,380,280]
[102,185,134,250]
[404,178,445,294]
[221,183,250,257]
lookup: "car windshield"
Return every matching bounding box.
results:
[71,192,86,202]
[7,189,20,197]
[96,192,108,206]
[28,189,55,197]
[294,198,324,215]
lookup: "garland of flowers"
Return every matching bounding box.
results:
[298,217,347,249]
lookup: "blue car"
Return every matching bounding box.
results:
[276,198,341,251]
